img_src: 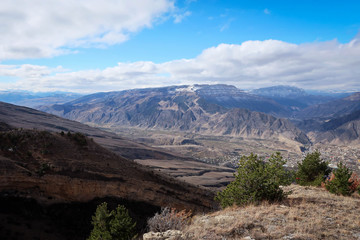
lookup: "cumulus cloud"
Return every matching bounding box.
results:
[1,37,360,92]
[0,0,173,60]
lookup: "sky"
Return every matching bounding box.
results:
[0,0,360,93]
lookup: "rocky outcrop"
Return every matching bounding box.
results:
[143,230,183,240]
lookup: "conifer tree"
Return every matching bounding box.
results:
[88,202,137,240]
[215,152,292,208]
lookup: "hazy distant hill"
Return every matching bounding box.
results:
[39,84,310,145]
[0,91,82,108]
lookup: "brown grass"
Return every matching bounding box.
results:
[181,185,360,239]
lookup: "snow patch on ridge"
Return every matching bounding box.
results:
[175,85,200,93]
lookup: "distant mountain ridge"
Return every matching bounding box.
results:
[251,85,339,112]
[0,91,82,108]
[39,84,310,145]
[294,92,360,120]
[251,85,308,98]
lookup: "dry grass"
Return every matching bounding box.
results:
[181,185,360,239]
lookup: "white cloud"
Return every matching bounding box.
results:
[1,37,360,92]
[173,11,191,23]
[264,8,271,15]
[0,0,174,60]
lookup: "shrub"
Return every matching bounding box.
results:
[215,152,292,208]
[147,207,192,232]
[349,173,360,192]
[295,151,330,186]
[88,202,137,240]
[325,162,355,196]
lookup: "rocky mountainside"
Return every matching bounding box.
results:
[291,93,360,145]
[294,92,360,120]
[251,85,337,112]
[195,84,289,116]
[307,110,360,145]
[39,84,310,145]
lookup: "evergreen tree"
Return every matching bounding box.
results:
[215,152,292,208]
[88,202,137,240]
[296,151,329,186]
[326,162,354,196]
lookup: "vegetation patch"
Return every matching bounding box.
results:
[147,207,192,232]
[295,151,330,186]
[215,152,292,208]
[88,202,137,240]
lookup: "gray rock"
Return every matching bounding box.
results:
[143,230,183,240]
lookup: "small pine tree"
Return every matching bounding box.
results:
[296,151,330,186]
[88,202,137,240]
[325,162,354,196]
[215,152,291,208]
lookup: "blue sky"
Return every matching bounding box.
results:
[0,0,360,93]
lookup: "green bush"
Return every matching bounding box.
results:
[88,202,137,240]
[325,162,354,196]
[215,152,292,208]
[296,151,330,186]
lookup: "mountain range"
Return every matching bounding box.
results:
[36,84,360,146]
[39,85,311,147]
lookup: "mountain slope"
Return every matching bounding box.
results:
[0,100,190,161]
[0,128,214,210]
[0,127,215,239]
[310,110,360,145]
[39,84,310,145]
[294,92,360,120]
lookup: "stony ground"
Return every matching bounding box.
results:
[144,185,360,240]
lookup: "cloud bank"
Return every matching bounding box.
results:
[1,37,360,93]
[0,0,173,60]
